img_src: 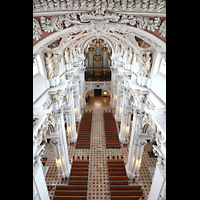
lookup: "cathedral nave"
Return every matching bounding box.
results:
[33,1,166,200]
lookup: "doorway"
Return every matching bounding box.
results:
[94,89,102,96]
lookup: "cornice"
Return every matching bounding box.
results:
[33,0,166,17]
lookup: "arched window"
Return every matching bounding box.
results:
[33,56,39,76]
[159,57,166,75]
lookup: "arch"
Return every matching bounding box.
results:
[81,35,115,54]
[84,85,112,104]
[142,123,150,134]
[33,23,166,55]
[48,123,55,133]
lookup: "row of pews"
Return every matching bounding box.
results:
[103,112,121,148]
[53,160,144,199]
[53,161,89,200]
[108,161,144,200]
[76,112,92,149]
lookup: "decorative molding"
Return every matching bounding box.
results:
[33,12,166,42]
[33,23,166,55]
[158,19,166,37]
[33,18,42,40]
[33,0,166,16]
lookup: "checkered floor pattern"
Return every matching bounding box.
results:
[41,96,157,199]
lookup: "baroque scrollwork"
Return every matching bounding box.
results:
[33,11,166,41]
[159,19,166,37]
[33,18,42,40]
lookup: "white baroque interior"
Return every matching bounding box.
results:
[33,1,166,200]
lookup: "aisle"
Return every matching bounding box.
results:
[83,97,129,200]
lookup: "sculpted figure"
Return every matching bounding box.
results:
[140,94,147,103]
[115,44,119,54]
[45,52,56,79]
[138,51,152,77]
[64,49,71,64]
[77,46,81,54]
[72,48,77,59]
[128,47,133,64]
[125,48,129,56]
[51,93,59,103]
[52,54,59,75]
[120,46,124,57]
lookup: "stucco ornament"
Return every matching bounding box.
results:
[64,49,71,64]
[138,51,152,78]
[33,18,42,40]
[45,52,59,79]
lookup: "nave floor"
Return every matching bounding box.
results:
[41,96,157,200]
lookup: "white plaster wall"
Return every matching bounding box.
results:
[33,73,48,102]
[33,53,50,103]
[34,165,50,200]
[148,166,164,200]
[150,72,166,103]
[149,52,166,103]
[132,54,140,75]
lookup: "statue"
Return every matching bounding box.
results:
[64,49,71,64]
[128,47,133,64]
[115,44,119,54]
[72,48,77,59]
[77,46,81,54]
[120,46,124,57]
[125,48,129,56]
[45,52,59,79]
[138,51,152,78]
[140,94,147,103]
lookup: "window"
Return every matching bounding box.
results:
[33,57,39,76]
[159,57,166,75]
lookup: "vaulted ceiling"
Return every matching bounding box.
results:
[33,0,166,55]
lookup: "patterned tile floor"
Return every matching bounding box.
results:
[41,96,157,200]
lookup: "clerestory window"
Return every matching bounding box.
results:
[159,57,166,75]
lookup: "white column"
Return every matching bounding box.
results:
[79,67,86,108]
[126,112,147,180]
[119,86,130,144]
[33,164,50,200]
[33,144,50,200]
[115,83,123,122]
[110,68,117,108]
[49,108,71,179]
[64,96,77,143]
[51,137,71,179]
[148,145,166,200]
[126,105,152,180]
[73,84,81,122]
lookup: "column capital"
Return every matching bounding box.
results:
[134,140,147,147]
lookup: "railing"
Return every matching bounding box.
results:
[85,81,111,87]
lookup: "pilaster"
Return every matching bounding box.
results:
[115,80,124,122]
[50,138,71,179]
[119,84,131,144]
[148,145,166,200]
